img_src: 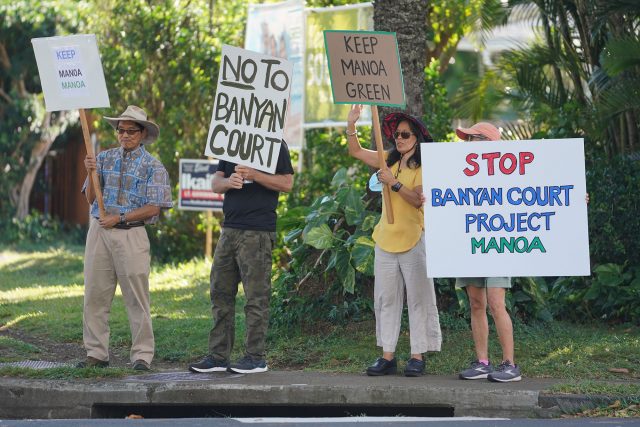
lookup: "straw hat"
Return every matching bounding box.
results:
[104,105,160,144]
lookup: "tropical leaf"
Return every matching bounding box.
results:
[335,187,365,226]
[330,167,348,189]
[602,37,640,76]
[351,236,375,276]
[303,224,334,249]
[335,248,355,294]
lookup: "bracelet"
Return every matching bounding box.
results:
[345,129,358,136]
[391,182,403,192]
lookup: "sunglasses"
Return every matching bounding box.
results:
[393,131,415,140]
[116,128,143,136]
[467,134,490,141]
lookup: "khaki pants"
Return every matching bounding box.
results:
[374,233,442,354]
[83,218,154,364]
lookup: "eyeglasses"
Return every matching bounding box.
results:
[393,131,415,140]
[467,134,490,141]
[116,128,143,136]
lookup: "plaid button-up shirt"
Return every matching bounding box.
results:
[82,145,173,223]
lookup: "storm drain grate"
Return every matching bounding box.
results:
[124,371,245,382]
[0,360,72,369]
[92,404,455,418]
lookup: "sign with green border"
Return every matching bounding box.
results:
[324,30,405,108]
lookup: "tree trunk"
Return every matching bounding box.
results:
[373,0,429,147]
[14,112,62,220]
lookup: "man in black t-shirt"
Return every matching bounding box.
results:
[189,142,294,374]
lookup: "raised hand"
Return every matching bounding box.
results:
[347,104,363,124]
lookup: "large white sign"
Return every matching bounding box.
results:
[31,34,110,112]
[422,138,590,277]
[204,45,292,174]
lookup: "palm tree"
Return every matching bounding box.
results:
[454,0,640,156]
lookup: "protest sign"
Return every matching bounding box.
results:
[422,138,590,277]
[324,30,405,223]
[324,30,405,107]
[178,159,224,211]
[31,34,110,112]
[204,45,293,174]
[32,34,109,217]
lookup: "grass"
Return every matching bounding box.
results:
[0,366,132,379]
[549,381,640,396]
[1,242,639,383]
[549,381,640,418]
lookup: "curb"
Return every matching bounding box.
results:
[0,372,560,419]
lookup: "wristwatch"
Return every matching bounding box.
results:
[391,182,403,192]
[119,212,126,224]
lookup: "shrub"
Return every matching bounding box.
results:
[147,208,221,264]
[0,211,86,245]
[587,156,640,266]
[551,264,640,324]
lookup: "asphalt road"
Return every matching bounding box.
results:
[1,417,640,427]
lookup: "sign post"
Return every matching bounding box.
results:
[324,30,406,224]
[32,34,110,218]
[421,138,591,277]
[178,158,224,258]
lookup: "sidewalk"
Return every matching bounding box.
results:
[0,369,616,419]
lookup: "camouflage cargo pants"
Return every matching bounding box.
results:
[208,227,275,361]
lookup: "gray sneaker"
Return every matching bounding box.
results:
[488,360,522,382]
[188,355,229,373]
[459,360,493,380]
[227,356,268,374]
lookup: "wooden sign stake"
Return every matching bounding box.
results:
[371,105,394,224]
[79,108,106,218]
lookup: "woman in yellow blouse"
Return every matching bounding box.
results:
[346,104,442,377]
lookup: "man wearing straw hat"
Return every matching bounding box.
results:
[77,105,172,371]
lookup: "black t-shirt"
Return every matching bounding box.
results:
[217,142,294,232]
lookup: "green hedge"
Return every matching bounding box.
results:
[587,156,640,266]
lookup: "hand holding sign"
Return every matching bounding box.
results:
[326,31,406,224]
[235,165,258,182]
[32,34,110,218]
[227,172,245,190]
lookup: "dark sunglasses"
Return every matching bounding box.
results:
[393,131,415,140]
[116,128,143,136]
[467,134,490,141]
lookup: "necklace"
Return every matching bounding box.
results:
[394,153,405,179]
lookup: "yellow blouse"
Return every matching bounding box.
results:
[372,160,424,253]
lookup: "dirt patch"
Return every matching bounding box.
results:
[0,328,183,370]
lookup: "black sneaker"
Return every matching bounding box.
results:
[404,358,425,377]
[188,355,229,373]
[227,356,268,374]
[488,360,522,382]
[76,356,109,368]
[366,357,397,376]
[459,360,493,380]
[133,360,151,371]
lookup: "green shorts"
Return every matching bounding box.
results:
[455,277,512,288]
